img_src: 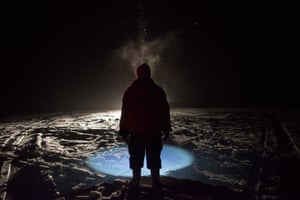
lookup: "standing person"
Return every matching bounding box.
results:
[119,63,171,195]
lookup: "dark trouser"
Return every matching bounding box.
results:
[128,134,162,170]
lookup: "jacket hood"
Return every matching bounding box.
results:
[136,63,151,79]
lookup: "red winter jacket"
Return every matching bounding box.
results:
[119,78,171,135]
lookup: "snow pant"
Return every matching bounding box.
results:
[128,134,162,170]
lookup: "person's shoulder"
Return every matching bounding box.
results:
[153,82,166,95]
[122,83,133,95]
[124,85,134,94]
[123,80,140,95]
[153,83,164,91]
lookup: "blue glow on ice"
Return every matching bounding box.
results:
[86,145,193,177]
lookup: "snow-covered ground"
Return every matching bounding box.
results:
[0,108,298,199]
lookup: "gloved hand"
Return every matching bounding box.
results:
[118,129,130,143]
[161,130,170,142]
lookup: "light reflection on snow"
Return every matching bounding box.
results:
[86,145,194,177]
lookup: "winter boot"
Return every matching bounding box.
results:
[151,169,162,193]
[128,168,141,198]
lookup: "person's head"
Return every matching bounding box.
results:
[136,63,151,79]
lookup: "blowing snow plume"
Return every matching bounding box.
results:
[118,33,177,74]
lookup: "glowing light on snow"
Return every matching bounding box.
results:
[86,145,193,177]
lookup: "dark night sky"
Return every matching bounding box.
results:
[0,0,295,116]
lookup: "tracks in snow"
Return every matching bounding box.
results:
[0,128,30,200]
[248,111,300,199]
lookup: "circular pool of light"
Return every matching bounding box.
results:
[86,145,194,177]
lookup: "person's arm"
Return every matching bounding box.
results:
[162,91,171,131]
[119,90,130,142]
[161,91,172,141]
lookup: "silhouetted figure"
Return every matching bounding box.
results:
[119,63,171,196]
